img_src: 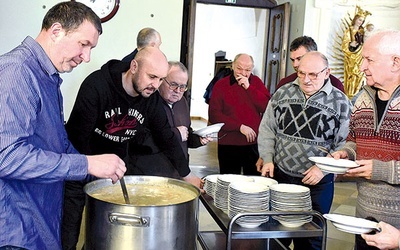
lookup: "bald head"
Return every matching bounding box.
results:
[232,53,254,79]
[135,46,167,66]
[300,51,329,68]
[125,47,169,97]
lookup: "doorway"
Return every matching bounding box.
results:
[180,0,290,119]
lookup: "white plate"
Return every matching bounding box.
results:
[332,222,375,234]
[316,164,348,174]
[193,123,224,137]
[250,176,278,186]
[309,157,359,168]
[323,214,380,234]
[275,217,312,228]
[229,182,270,193]
[270,183,310,194]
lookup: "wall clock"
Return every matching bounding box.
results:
[72,0,120,23]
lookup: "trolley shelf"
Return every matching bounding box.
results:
[198,193,327,250]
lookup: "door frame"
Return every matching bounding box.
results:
[179,0,289,106]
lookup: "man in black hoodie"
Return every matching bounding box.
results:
[61,47,202,250]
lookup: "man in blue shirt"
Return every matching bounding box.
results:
[0,2,126,249]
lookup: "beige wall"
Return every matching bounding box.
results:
[0,0,184,119]
[1,0,400,120]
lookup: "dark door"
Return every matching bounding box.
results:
[264,3,290,94]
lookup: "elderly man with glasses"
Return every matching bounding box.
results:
[257,51,352,250]
[158,61,212,160]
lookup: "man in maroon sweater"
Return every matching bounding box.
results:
[208,53,271,175]
[276,36,345,93]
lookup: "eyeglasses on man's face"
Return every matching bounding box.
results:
[297,67,327,81]
[163,78,188,92]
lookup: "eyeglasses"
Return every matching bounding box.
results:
[297,67,327,80]
[163,79,188,92]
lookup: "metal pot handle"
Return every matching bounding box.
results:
[108,212,150,227]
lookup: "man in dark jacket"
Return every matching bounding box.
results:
[62,47,202,250]
[158,61,212,159]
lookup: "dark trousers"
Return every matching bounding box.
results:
[274,167,334,250]
[62,180,86,250]
[217,144,259,175]
[354,216,380,250]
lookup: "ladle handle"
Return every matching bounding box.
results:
[120,177,130,204]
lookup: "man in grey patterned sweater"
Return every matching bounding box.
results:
[258,51,352,250]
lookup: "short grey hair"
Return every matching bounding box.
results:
[233,53,254,68]
[370,29,400,56]
[168,61,188,74]
[136,27,160,49]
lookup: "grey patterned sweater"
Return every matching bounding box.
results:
[258,79,352,177]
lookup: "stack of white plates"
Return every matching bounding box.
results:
[309,156,359,174]
[228,181,270,228]
[270,183,313,227]
[203,174,222,198]
[214,174,254,213]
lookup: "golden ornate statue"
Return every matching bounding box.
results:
[341,5,371,99]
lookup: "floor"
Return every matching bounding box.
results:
[77,119,358,249]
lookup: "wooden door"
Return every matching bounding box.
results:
[264,3,290,94]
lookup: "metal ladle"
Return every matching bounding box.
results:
[119,177,130,204]
[317,146,334,158]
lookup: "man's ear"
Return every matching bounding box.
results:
[49,22,63,41]
[325,67,331,79]
[392,56,400,71]
[130,59,138,73]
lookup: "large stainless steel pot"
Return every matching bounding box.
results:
[83,176,200,250]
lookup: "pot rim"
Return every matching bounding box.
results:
[84,175,200,207]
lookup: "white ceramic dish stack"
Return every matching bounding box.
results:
[270,183,313,227]
[203,174,222,198]
[228,181,271,228]
[214,174,254,213]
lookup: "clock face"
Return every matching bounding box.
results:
[73,0,120,23]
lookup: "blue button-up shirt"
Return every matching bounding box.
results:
[0,36,88,249]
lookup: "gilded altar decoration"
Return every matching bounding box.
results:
[341,5,371,100]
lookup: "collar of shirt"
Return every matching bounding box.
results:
[23,36,61,84]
